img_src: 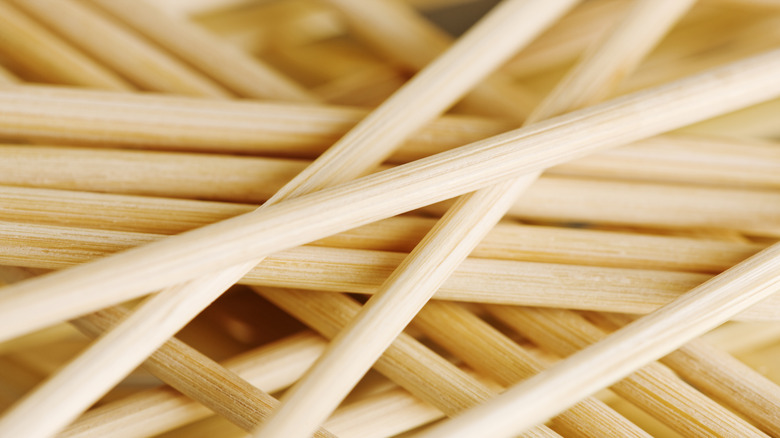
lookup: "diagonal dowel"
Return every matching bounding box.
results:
[0,1,577,435]
[0,2,132,90]
[87,0,318,102]
[590,312,780,436]
[9,0,231,97]
[257,287,561,438]
[487,306,768,437]
[419,242,780,437]
[0,49,779,345]
[411,301,650,438]
[6,221,780,320]
[257,2,699,435]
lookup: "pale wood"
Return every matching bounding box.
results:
[0,265,336,438]
[503,0,628,78]
[5,145,779,234]
[1,185,764,273]
[526,0,696,123]
[0,2,131,90]
[1,50,779,343]
[484,306,770,437]
[701,321,780,354]
[6,220,780,320]
[72,309,335,438]
[259,3,731,435]
[9,0,231,97]
[257,287,560,438]
[423,243,780,438]
[593,313,780,436]
[5,135,779,198]
[60,330,325,438]
[0,1,582,433]
[0,85,512,158]
[321,0,539,121]
[412,301,649,438]
[88,0,317,102]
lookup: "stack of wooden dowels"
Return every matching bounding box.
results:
[0,0,779,436]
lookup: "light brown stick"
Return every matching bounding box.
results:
[488,306,770,437]
[4,145,778,234]
[87,0,318,102]
[591,312,780,436]
[9,0,230,97]
[412,301,649,437]
[422,244,780,437]
[0,2,131,90]
[321,0,537,121]
[1,185,764,273]
[0,85,511,158]
[257,287,560,438]
[61,331,327,438]
[5,220,779,320]
[1,50,779,344]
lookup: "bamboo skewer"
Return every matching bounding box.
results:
[0,1,579,433]
[411,301,650,437]
[0,85,512,158]
[320,0,537,121]
[6,221,780,320]
[86,0,318,102]
[528,0,696,120]
[0,266,337,437]
[0,187,764,273]
[5,137,779,198]
[1,50,779,344]
[0,2,131,90]
[256,287,561,438]
[61,331,328,438]
[487,306,770,437]
[8,0,231,97]
[257,2,709,435]
[421,243,780,437]
[590,312,780,436]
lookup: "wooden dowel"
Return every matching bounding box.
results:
[0,266,337,437]
[503,0,628,78]
[0,2,132,90]
[0,1,582,434]
[482,306,769,437]
[591,313,780,436]
[4,145,779,235]
[5,135,779,199]
[71,308,336,438]
[87,0,318,102]
[256,4,754,434]
[700,321,780,354]
[0,85,512,158]
[425,243,780,438]
[60,331,326,438]
[1,50,779,344]
[412,301,650,437]
[1,185,765,274]
[9,0,231,97]
[321,0,539,121]
[4,220,778,320]
[256,287,560,438]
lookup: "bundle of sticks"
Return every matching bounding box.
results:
[0,0,779,436]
